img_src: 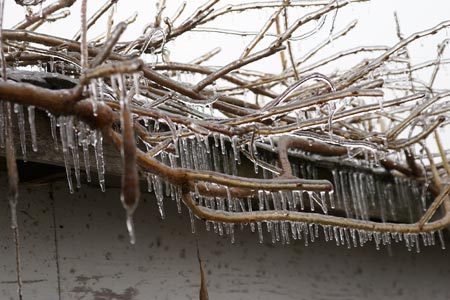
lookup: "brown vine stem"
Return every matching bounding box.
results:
[338,20,450,91]
[282,1,299,80]
[254,93,424,135]
[434,130,450,176]
[193,45,286,93]
[1,6,23,296]
[73,0,119,41]
[13,0,77,30]
[108,130,333,193]
[419,184,450,228]
[200,0,368,25]
[240,6,283,58]
[294,19,358,68]
[80,0,89,71]
[90,21,127,67]
[229,88,383,126]
[387,91,450,141]
[194,0,352,92]
[388,116,445,150]
[4,101,23,300]
[181,186,450,234]
[1,0,450,248]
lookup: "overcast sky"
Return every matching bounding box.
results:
[3,0,450,88]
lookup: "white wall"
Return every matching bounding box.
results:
[1,175,450,300]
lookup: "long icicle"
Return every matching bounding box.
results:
[117,74,140,244]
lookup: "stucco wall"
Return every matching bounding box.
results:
[1,174,450,300]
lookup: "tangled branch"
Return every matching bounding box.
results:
[1,0,450,253]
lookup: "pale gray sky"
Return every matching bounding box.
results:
[3,0,450,89]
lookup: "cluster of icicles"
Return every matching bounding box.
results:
[0,74,445,252]
[0,104,106,194]
[147,132,446,252]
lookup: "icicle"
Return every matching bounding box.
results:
[215,219,224,235]
[219,134,226,155]
[302,224,309,246]
[338,170,352,218]
[153,175,165,218]
[225,187,233,212]
[281,222,290,244]
[308,191,315,211]
[274,222,281,242]
[174,186,182,213]
[258,190,265,211]
[420,233,428,247]
[164,179,171,198]
[213,132,219,148]
[382,232,391,246]
[146,173,153,192]
[286,191,296,211]
[367,174,376,207]
[89,82,98,117]
[14,104,27,161]
[414,234,420,253]
[350,229,357,247]
[192,139,200,170]
[126,215,136,244]
[216,197,224,211]
[271,192,280,211]
[308,224,315,243]
[438,230,446,249]
[247,197,255,232]
[333,226,340,246]
[133,73,140,96]
[373,232,381,250]
[349,172,362,219]
[66,117,81,188]
[279,191,287,210]
[93,130,106,192]
[229,223,235,244]
[27,106,38,152]
[429,232,436,246]
[391,232,400,243]
[48,113,59,150]
[98,78,105,102]
[386,184,397,220]
[323,226,329,242]
[378,96,384,112]
[267,222,276,244]
[59,117,74,193]
[254,160,259,174]
[339,228,346,248]
[404,233,412,251]
[357,173,369,220]
[257,222,263,243]
[204,134,211,154]
[320,191,328,214]
[290,222,297,240]
[295,191,304,210]
[358,230,366,247]
[79,123,91,182]
[231,135,240,163]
